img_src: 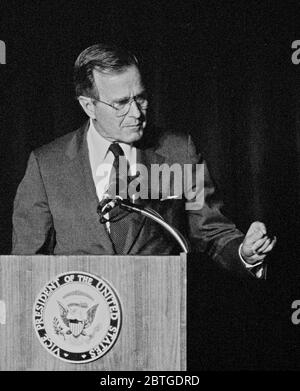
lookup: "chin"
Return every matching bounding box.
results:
[124,129,143,143]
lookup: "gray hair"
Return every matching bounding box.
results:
[74,43,139,99]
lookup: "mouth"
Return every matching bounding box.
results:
[125,124,144,131]
[126,124,142,128]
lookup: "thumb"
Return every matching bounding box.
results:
[247,221,267,239]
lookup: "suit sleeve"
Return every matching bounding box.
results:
[12,152,55,254]
[185,135,261,279]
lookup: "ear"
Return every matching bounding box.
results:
[78,96,96,119]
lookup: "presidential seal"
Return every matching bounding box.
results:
[33,271,122,363]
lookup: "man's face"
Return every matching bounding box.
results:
[91,65,147,144]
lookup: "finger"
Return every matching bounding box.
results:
[246,222,267,242]
[246,229,265,243]
[246,253,267,263]
[250,221,267,236]
[255,238,271,254]
[251,237,269,251]
[261,236,277,254]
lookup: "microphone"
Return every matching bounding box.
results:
[97,195,121,220]
[97,171,141,220]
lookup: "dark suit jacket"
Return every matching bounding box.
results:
[12,121,252,277]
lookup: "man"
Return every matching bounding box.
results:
[12,43,276,278]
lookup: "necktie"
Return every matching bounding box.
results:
[107,143,130,254]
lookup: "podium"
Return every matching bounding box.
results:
[0,254,186,371]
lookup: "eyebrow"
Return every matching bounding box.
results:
[112,90,146,104]
[113,96,130,104]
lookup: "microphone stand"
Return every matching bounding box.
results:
[116,199,190,253]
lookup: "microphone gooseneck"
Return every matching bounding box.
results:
[97,197,190,253]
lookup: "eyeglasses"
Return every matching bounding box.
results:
[92,92,148,117]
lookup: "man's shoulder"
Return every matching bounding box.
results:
[140,126,199,163]
[33,122,87,162]
[139,126,188,150]
[34,131,75,155]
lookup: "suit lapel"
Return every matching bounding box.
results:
[123,145,166,254]
[65,122,114,253]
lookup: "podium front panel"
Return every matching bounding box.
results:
[0,255,186,371]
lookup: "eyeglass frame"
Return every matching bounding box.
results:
[91,92,148,117]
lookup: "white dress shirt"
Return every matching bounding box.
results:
[87,119,136,201]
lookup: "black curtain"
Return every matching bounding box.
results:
[2,0,299,270]
[0,0,299,370]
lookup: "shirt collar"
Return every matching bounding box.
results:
[88,119,134,161]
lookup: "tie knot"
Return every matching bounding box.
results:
[109,143,125,158]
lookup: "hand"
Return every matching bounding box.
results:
[241,221,277,265]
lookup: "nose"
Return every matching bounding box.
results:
[128,99,142,118]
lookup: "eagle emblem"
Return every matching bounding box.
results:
[55,301,99,338]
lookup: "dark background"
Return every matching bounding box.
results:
[0,0,299,370]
